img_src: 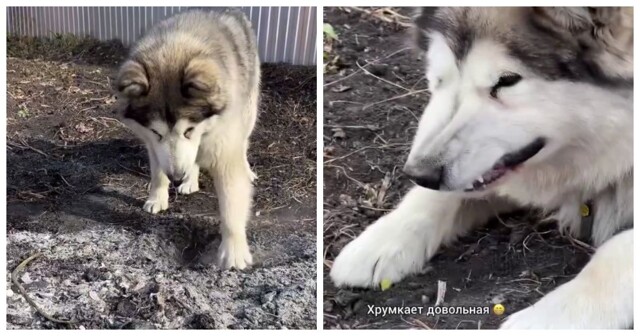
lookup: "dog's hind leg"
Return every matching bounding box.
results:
[177,164,200,195]
[330,187,514,288]
[143,146,170,214]
[501,228,633,329]
[211,150,254,270]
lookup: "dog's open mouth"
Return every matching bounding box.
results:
[464,138,546,192]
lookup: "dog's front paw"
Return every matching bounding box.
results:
[500,298,582,329]
[500,281,615,329]
[177,178,199,195]
[330,218,428,288]
[143,193,169,214]
[501,304,560,329]
[217,237,253,270]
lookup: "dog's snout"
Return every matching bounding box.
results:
[403,163,443,190]
[169,174,185,185]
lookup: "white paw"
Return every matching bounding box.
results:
[500,281,622,329]
[217,237,253,270]
[143,193,169,214]
[501,304,563,329]
[330,218,429,288]
[503,229,633,329]
[177,178,199,195]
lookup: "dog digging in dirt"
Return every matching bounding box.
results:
[330,7,633,328]
[115,10,259,270]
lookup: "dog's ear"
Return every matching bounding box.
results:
[532,7,633,80]
[589,7,633,29]
[532,7,631,34]
[411,7,439,51]
[117,60,149,98]
[532,8,593,33]
[182,58,227,112]
[413,7,439,28]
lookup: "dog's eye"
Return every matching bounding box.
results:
[184,127,194,139]
[151,129,162,140]
[490,73,522,98]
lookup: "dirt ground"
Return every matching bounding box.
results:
[6,35,317,329]
[322,7,591,330]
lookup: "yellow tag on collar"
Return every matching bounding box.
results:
[580,204,590,217]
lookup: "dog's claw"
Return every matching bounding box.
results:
[217,237,253,270]
[177,179,199,195]
[143,197,168,214]
[330,219,429,288]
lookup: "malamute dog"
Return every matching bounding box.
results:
[330,7,632,328]
[116,10,260,270]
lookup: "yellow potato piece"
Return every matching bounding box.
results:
[380,279,392,291]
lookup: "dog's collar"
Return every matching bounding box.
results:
[580,201,594,241]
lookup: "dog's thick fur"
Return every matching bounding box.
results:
[116,10,260,270]
[330,7,633,328]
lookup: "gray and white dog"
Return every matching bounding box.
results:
[331,7,633,329]
[116,10,260,270]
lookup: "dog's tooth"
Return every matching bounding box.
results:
[477,176,484,184]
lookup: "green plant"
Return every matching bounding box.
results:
[323,23,339,41]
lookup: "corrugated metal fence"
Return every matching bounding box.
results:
[7,6,317,65]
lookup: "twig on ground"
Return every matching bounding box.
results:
[12,252,76,326]
[375,173,392,208]
[566,235,596,254]
[8,138,49,157]
[324,143,406,164]
[323,47,411,88]
[327,100,364,107]
[323,125,378,130]
[401,316,432,329]
[58,174,75,188]
[358,205,392,213]
[455,320,481,330]
[117,163,149,178]
[325,164,367,189]
[434,280,447,306]
[349,7,413,27]
[356,60,410,92]
[362,89,430,110]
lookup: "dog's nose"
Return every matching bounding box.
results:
[403,163,443,190]
[169,174,185,185]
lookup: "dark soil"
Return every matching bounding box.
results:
[322,7,591,330]
[6,35,317,329]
